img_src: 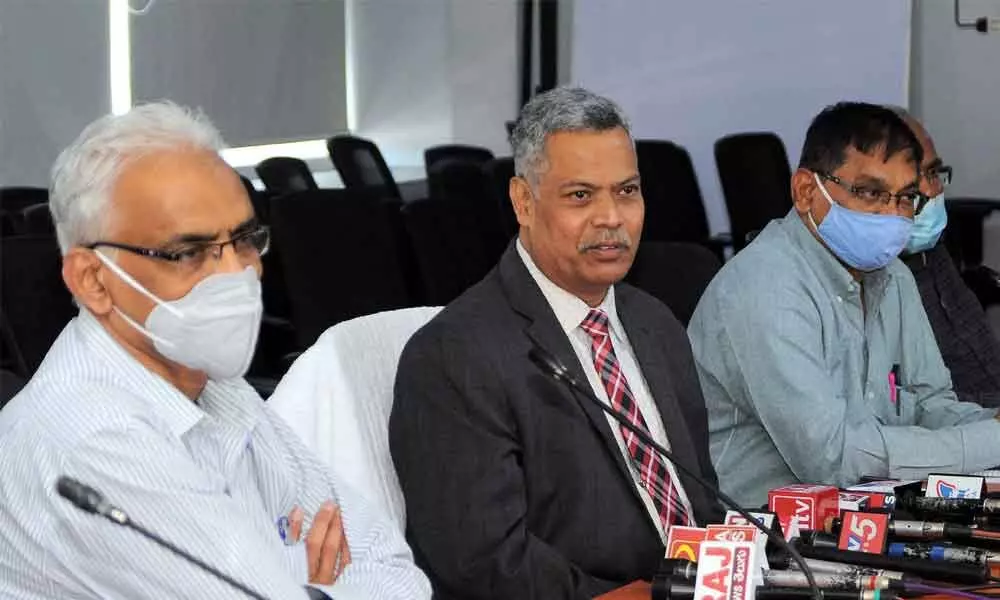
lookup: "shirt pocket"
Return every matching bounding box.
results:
[889,388,919,426]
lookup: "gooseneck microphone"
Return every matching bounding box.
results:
[527,344,824,600]
[56,476,269,600]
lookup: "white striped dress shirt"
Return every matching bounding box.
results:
[0,310,430,599]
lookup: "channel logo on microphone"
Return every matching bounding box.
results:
[926,474,985,500]
[836,511,889,554]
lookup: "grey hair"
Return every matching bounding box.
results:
[49,101,226,254]
[510,86,632,183]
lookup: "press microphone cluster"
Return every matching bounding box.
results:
[527,344,824,600]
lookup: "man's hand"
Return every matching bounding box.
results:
[288,501,352,585]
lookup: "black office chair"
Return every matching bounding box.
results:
[327,135,401,200]
[1,208,18,237]
[635,140,730,258]
[255,157,319,195]
[424,144,494,173]
[625,241,722,326]
[268,190,411,348]
[0,187,48,213]
[941,197,1000,309]
[1,368,26,408]
[400,197,495,305]
[714,132,793,251]
[19,203,55,235]
[484,157,518,244]
[0,236,77,377]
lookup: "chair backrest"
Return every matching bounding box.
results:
[19,203,55,236]
[255,157,319,195]
[0,187,48,213]
[426,158,490,203]
[0,235,76,375]
[625,241,722,326]
[268,306,442,531]
[483,156,518,243]
[268,189,412,348]
[1,368,26,409]
[401,197,495,305]
[635,140,711,243]
[327,135,401,200]
[714,132,793,251]
[423,144,494,173]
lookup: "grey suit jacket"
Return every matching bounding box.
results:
[390,244,722,600]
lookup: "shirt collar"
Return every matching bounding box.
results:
[77,309,205,438]
[780,209,891,298]
[77,309,262,440]
[515,239,624,341]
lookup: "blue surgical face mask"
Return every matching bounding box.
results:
[807,173,913,272]
[904,192,947,254]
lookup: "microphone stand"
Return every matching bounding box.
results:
[57,476,269,600]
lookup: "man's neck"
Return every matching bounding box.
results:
[798,211,865,282]
[99,315,208,400]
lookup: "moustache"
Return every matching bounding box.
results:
[578,230,633,252]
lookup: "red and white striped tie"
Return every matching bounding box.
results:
[580,308,690,531]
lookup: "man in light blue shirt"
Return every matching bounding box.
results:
[0,102,430,599]
[688,102,1000,507]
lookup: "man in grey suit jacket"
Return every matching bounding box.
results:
[390,87,723,600]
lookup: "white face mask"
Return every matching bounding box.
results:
[95,251,263,380]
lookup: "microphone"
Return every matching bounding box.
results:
[657,581,895,600]
[886,542,1000,566]
[56,476,270,600]
[792,539,990,584]
[660,559,902,591]
[527,344,823,600]
[898,493,1000,519]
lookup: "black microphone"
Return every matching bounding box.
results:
[56,476,269,600]
[660,581,895,600]
[898,493,1000,519]
[527,344,824,600]
[792,540,990,584]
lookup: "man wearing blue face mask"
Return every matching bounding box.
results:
[0,102,430,599]
[893,109,1000,409]
[687,102,1000,507]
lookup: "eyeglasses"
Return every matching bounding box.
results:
[816,172,929,214]
[922,164,953,187]
[87,225,270,275]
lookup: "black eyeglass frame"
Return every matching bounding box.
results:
[86,225,270,263]
[815,172,929,214]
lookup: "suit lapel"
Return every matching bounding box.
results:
[497,245,654,528]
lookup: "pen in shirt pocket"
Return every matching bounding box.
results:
[889,364,901,417]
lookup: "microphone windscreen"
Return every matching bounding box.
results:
[56,476,104,514]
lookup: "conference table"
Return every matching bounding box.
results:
[598,580,651,599]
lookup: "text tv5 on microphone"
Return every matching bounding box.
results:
[836,511,890,555]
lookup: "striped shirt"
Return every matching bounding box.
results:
[0,310,431,599]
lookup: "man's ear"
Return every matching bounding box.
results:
[63,248,113,316]
[509,176,535,228]
[791,168,818,215]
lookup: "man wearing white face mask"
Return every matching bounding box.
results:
[0,102,430,599]
[688,102,1000,506]
[892,109,1000,409]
